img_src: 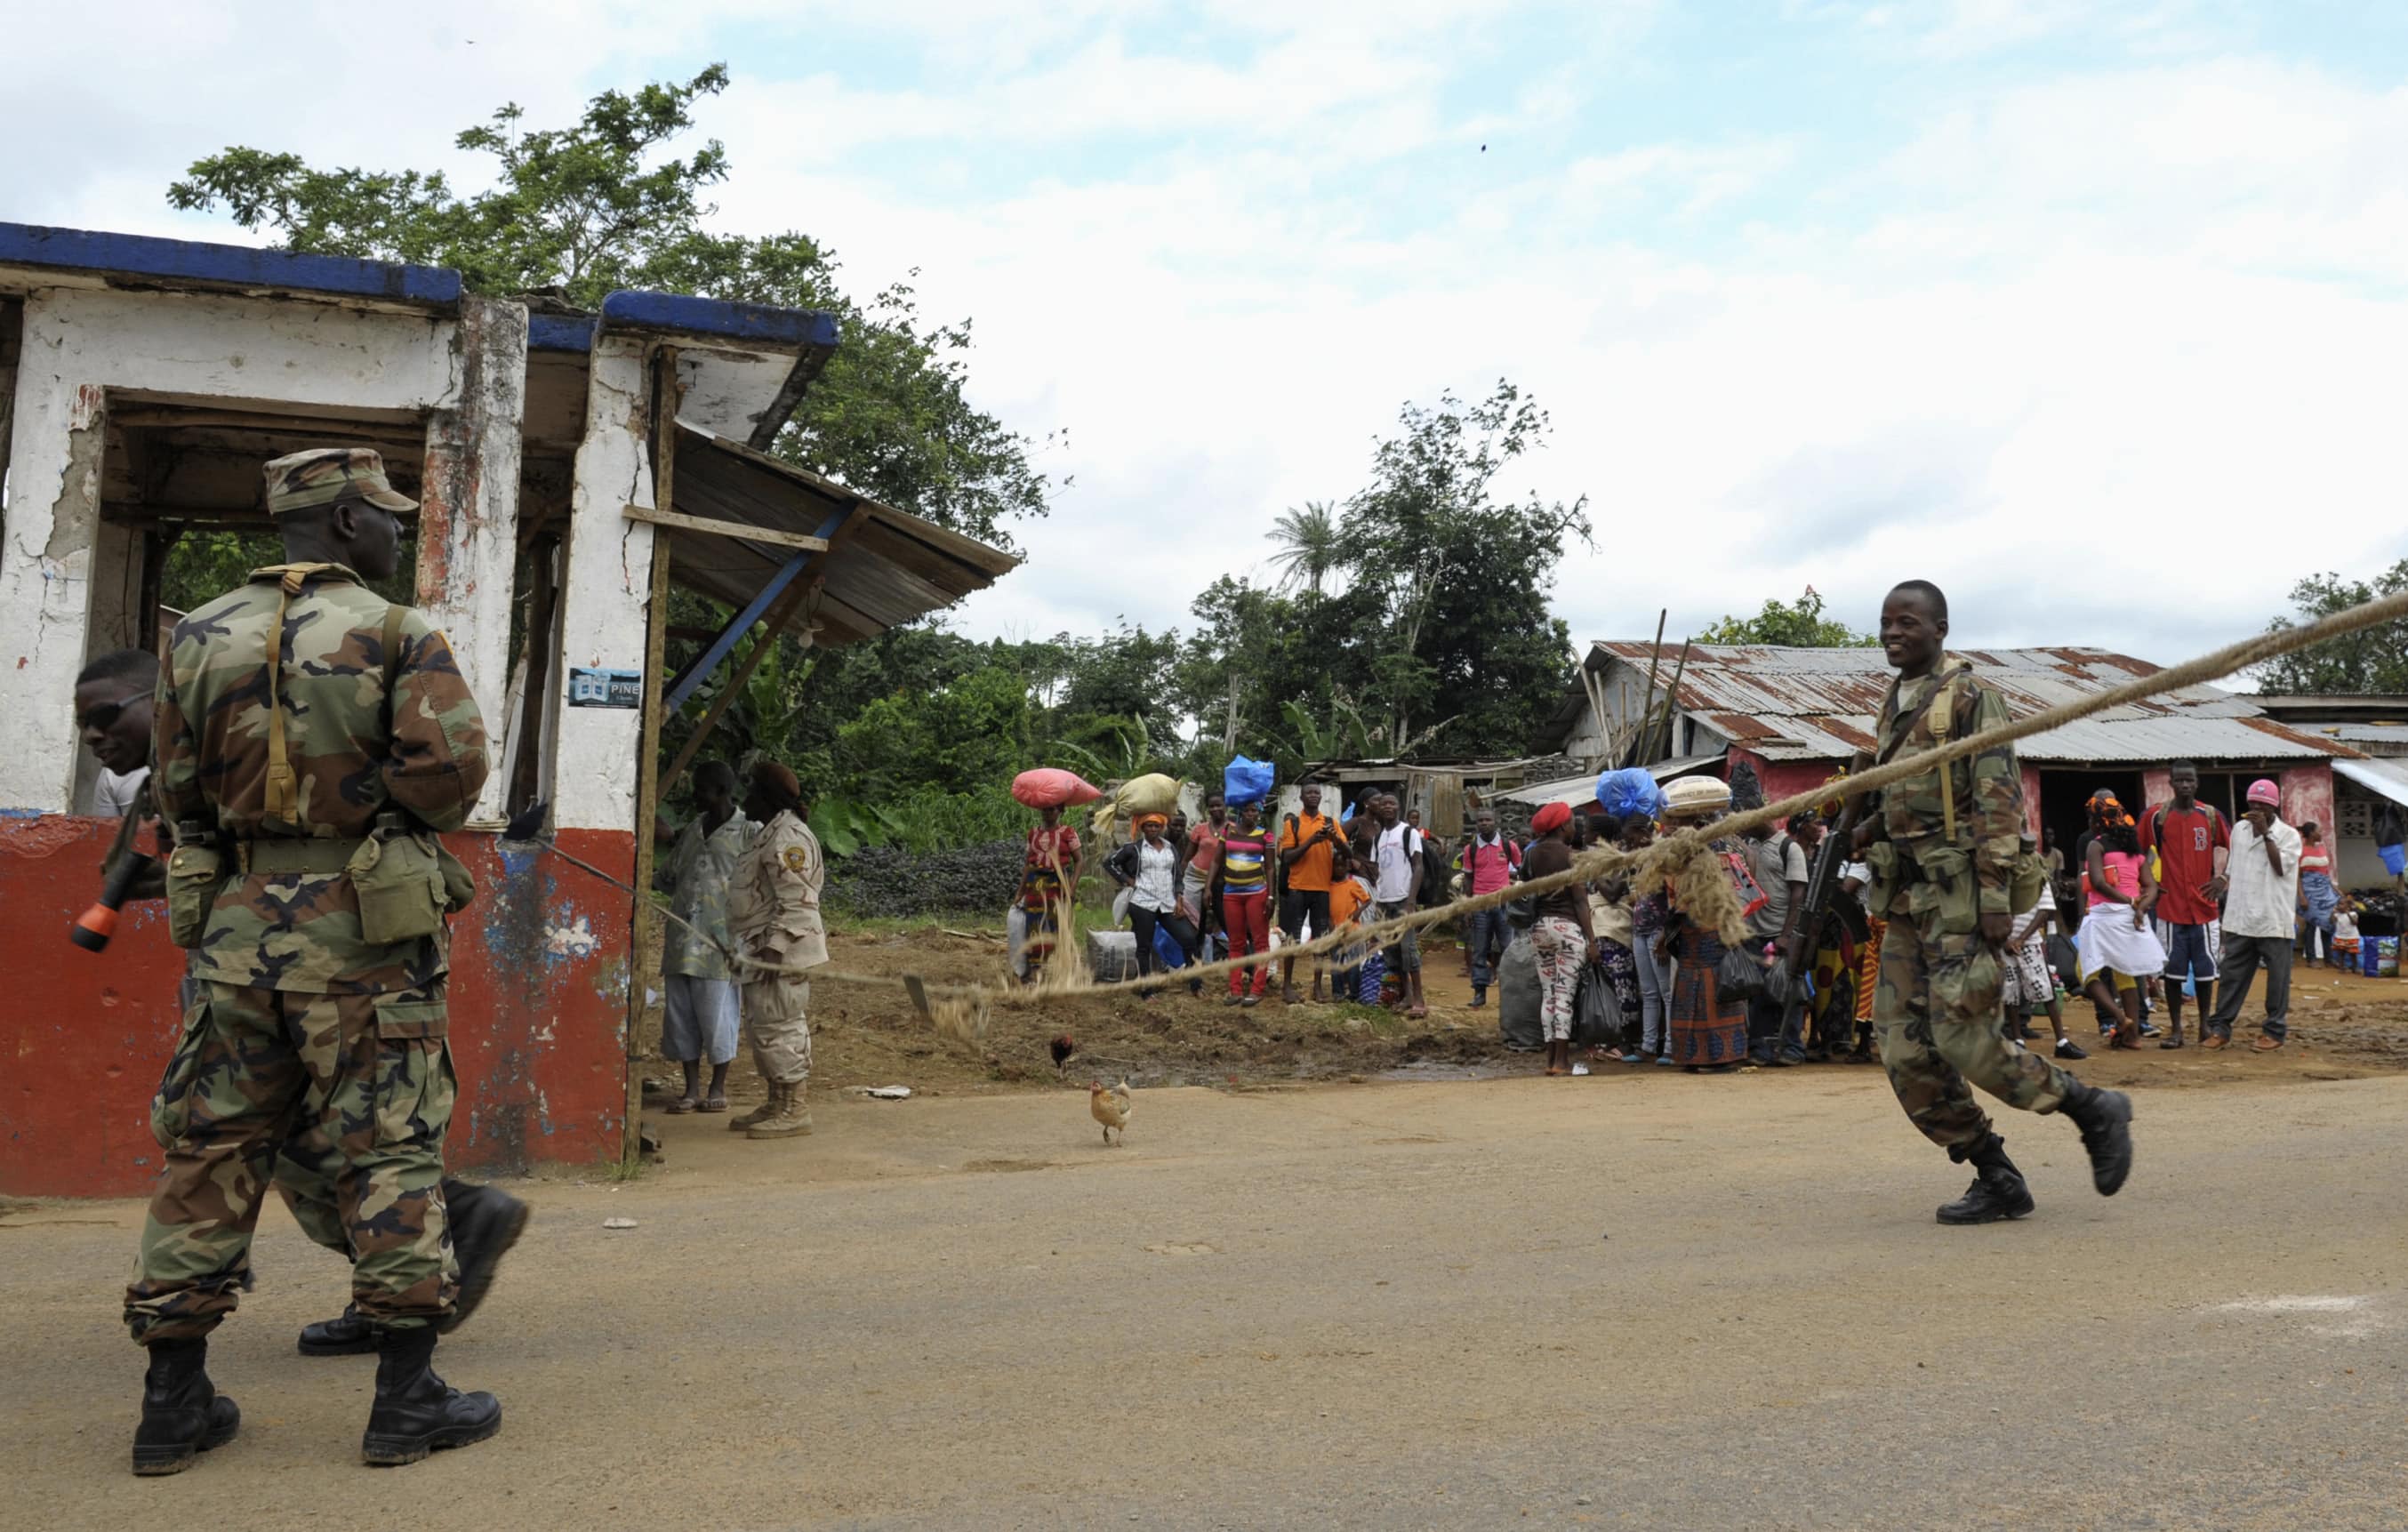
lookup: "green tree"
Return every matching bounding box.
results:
[1339,381,1590,755]
[834,664,1034,798]
[1698,586,1877,647]
[167,65,1055,551]
[1265,501,1344,595]
[2254,560,2408,694]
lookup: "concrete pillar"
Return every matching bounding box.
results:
[416,295,528,826]
[550,336,656,833]
[0,303,105,810]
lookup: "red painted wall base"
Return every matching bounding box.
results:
[1,817,633,1199]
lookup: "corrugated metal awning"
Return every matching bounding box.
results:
[665,425,1018,646]
[1499,774,1599,810]
[2334,757,2408,809]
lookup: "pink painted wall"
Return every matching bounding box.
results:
[1724,748,1839,813]
[2020,765,2043,837]
[2279,765,2336,841]
[2139,767,2174,814]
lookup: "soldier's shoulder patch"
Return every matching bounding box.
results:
[783,846,811,872]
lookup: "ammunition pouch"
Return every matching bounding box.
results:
[163,834,225,950]
[2009,836,2048,918]
[1905,845,1979,935]
[348,823,474,945]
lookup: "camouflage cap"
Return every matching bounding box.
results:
[262,447,418,518]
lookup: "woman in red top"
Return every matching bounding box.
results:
[1181,793,1227,956]
[1018,805,1080,984]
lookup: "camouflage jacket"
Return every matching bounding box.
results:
[153,564,490,994]
[1867,662,2022,914]
[727,810,828,972]
[659,810,750,982]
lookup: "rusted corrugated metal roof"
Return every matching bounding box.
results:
[1584,642,2351,765]
[666,425,1018,646]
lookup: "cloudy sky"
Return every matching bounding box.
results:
[10,0,2407,662]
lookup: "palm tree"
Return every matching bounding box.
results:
[1265,501,1344,596]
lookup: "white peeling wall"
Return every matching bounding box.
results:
[0,285,469,812]
[549,336,655,832]
[416,296,528,825]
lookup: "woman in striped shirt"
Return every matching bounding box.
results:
[1214,800,1274,1007]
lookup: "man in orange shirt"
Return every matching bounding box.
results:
[1279,782,1342,1003]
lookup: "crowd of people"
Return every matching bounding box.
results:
[1023,749,2368,1076]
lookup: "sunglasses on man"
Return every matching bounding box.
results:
[78,698,131,734]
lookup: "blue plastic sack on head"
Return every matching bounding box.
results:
[1224,755,1276,807]
[1595,767,1665,823]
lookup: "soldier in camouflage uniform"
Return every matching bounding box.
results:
[726,759,828,1140]
[125,448,524,1473]
[1855,581,2133,1225]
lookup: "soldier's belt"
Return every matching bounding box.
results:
[240,838,367,876]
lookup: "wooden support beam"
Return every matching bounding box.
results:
[622,501,827,552]
[624,347,683,1167]
[658,501,872,794]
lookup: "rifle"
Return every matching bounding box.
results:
[1776,764,1870,1050]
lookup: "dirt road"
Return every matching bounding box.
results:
[6,1068,2404,1529]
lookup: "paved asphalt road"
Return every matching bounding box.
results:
[5,1069,2403,1529]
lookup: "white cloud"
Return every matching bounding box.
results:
[5,4,2404,682]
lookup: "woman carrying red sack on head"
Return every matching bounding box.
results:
[1018,804,1081,985]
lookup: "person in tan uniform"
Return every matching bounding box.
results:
[726,760,828,1140]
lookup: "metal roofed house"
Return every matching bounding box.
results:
[0,221,1016,1195]
[1537,641,2379,879]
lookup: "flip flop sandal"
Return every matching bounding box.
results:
[698,1094,729,1112]
[666,1096,699,1115]
[2158,1037,2186,1049]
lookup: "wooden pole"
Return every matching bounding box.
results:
[623,346,683,1167]
[1621,611,1667,768]
[1649,639,1692,766]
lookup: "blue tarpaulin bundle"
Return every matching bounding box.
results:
[1595,767,1666,823]
[1224,755,1276,806]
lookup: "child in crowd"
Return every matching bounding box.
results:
[1327,846,1382,1006]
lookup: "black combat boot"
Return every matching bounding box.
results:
[2059,1079,2135,1196]
[360,1326,502,1466]
[1936,1134,2035,1225]
[132,1337,240,1475]
[299,1303,380,1357]
[438,1178,531,1335]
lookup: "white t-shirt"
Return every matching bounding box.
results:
[1131,840,1180,915]
[91,765,148,818]
[2010,882,2057,945]
[1374,823,1423,903]
[2223,818,2302,941]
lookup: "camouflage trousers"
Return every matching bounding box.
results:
[741,975,811,1087]
[1874,912,2074,1156]
[124,982,459,1344]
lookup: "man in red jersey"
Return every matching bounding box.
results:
[2139,761,2229,1048]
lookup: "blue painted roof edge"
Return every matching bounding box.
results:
[526,313,598,353]
[0,221,461,307]
[598,290,839,351]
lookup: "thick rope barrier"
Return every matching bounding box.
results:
[698,585,2408,1021]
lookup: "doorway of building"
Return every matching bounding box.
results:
[2038,767,2142,860]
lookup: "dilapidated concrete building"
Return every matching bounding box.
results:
[0,222,1014,1195]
